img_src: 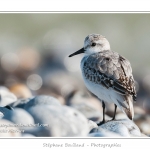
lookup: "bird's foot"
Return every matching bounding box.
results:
[97,120,105,126]
[97,118,116,126]
[109,117,116,122]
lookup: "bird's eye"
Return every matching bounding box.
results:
[91,43,96,46]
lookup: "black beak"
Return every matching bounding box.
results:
[68,48,85,57]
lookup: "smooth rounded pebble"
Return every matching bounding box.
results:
[0,119,21,137]
[67,90,102,112]
[10,98,32,108]
[24,95,61,109]
[89,127,121,137]
[0,86,17,107]
[0,86,10,92]
[134,114,150,135]
[9,83,32,99]
[67,91,110,123]
[3,108,35,131]
[100,119,141,137]
[71,103,110,123]
[26,105,89,137]
[0,107,12,119]
[22,133,35,137]
[88,120,98,131]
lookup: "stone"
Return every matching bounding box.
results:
[116,113,128,120]
[67,90,111,123]
[99,119,141,137]
[89,127,121,137]
[3,108,35,132]
[143,98,150,114]
[24,95,61,109]
[0,86,17,107]
[88,120,98,131]
[134,106,146,115]
[26,105,89,137]
[10,98,31,108]
[0,106,12,119]
[22,133,35,137]
[67,90,102,112]
[134,114,150,135]
[141,133,148,137]
[9,83,32,99]
[72,103,110,123]
[0,119,21,137]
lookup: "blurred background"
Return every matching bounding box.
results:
[0,13,150,134]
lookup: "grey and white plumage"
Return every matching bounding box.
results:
[69,34,136,124]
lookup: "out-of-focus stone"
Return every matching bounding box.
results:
[0,106,12,119]
[9,83,32,99]
[18,47,41,71]
[89,127,121,137]
[116,106,146,124]
[10,98,31,108]
[141,133,148,137]
[24,95,61,109]
[66,90,109,123]
[67,91,102,111]
[134,106,146,115]
[105,103,122,118]
[3,108,35,132]
[0,86,9,92]
[71,103,110,123]
[99,119,141,137]
[0,86,17,107]
[22,133,35,137]
[0,119,21,137]
[26,105,89,137]
[88,120,98,132]
[116,113,128,120]
[43,71,83,97]
[143,98,150,114]
[134,114,150,135]
[37,88,66,105]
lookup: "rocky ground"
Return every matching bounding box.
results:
[0,86,149,137]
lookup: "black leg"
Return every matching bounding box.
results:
[112,104,117,120]
[97,101,105,126]
[102,101,105,122]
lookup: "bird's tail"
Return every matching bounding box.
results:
[116,95,134,120]
[124,96,134,120]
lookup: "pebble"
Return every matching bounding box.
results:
[9,83,32,99]
[134,114,150,135]
[88,120,98,131]
[0,86,17,107]
[10,98,32,108]
[24,95,61,109]
[89,127,121,137]
[116,113,128,120]
[67,90,111,123]
[72,103,110,123]
[22,133,35,137]
[3,108,35,132]
[67,91,102,112]
[143,98,150,114]
[26,105,89,137]
[0,106,12,119]
[0,119,21,137]
[99,119,141,137]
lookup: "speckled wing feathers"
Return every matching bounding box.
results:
[83,50,137,101]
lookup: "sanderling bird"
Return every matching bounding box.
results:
[69,34,137,125]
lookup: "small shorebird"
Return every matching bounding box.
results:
[69,34,136,125]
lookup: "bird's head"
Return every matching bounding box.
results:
[69,34,110,57]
